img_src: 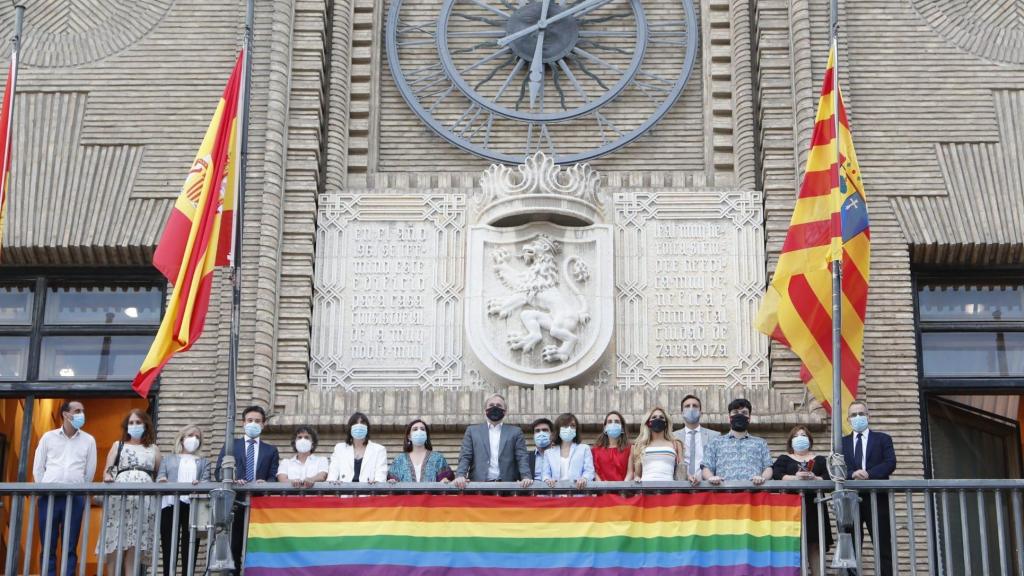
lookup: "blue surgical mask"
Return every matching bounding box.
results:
[533,431,551,448]
[70,413,86,430]
[604,422,622,439]
[410,430,428,446]
[682,407,701,425]
[127,424,145,440]
[559,427,576,443]
[792,435,811,452]
[851,415,869,433]
[244,422,262,439]
[351,423,368,440]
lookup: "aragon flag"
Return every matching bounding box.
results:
[132,52,244,397]
[755,44,870,433]
[0,60,16,261]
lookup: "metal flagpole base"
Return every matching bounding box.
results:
[830,488,860,570]
[209,455,238,574]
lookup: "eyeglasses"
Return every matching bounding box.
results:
[849,411,868,418]
[729,410,751,417]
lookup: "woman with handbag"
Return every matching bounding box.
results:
[99,409,162,575]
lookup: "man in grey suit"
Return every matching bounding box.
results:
[673,394,720,484]
[453,393,534,488]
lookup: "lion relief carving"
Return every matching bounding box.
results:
[485,234,591,363]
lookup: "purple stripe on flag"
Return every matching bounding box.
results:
[246,565,800,576]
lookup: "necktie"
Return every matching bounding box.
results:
[687,430,697,476]
[246,440,255,482]
[854,433,864,471]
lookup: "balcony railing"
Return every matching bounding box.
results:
[2,479,1022,576]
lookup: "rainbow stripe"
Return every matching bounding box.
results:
[245,492,801,576]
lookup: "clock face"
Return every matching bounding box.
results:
[386,0,698,164]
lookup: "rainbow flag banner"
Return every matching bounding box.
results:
[245,492,801,576]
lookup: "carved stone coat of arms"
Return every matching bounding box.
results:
[466,153,613,386]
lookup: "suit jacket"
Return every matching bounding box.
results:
[528,449,541,481]
[842,430,896,480]
[456,423,531,481]
[216,438,279,482]
[539,443,595,482]
[157,453,212,483]
[672,426,720,471]
[326,441,388,483]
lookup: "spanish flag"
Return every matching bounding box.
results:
[756,43,870,432]
[132,52,244,397]
[0,57,17,261]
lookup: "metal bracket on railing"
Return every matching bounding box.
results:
[207,484,236,574]
[829,488,861,569]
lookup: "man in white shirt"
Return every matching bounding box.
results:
[672,394,720,484]
[32,400,97,576]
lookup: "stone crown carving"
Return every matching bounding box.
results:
[475,152,605,225]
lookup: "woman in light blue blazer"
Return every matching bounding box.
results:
[541,412,595,489]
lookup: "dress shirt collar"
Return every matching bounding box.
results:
[487,421,502,431]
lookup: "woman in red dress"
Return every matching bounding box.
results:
[591,411,631,481]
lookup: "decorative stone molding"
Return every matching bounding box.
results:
[310,193,467,390]
[614,189,768,389]
[475,152,606,225]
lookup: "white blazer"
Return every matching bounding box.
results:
[327,441,388,483]
[540,442,595,482]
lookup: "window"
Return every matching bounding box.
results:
[0,272,164,394]
[917,279,1024,388]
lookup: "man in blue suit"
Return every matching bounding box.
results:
[842,400,896,576]
[216,405,279,576]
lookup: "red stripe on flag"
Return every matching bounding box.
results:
[842,250,869,322]
[787,274,833,362]
[781,220,832,254]
[839,337,861,398]
[153,209,193,281]
[799,169,833,199]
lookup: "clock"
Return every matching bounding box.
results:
[386,0,698,164]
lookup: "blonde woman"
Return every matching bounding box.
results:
[624,406,687,482]
[157,425,210,576]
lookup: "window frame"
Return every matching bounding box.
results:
[0,268,165,397]
[913,267,1024,479]
[914,270,1024,392]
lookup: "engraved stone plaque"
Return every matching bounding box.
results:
[614,190,768,388]
[310,194,466,389]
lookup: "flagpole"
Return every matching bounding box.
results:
[829,0,843,466]
[210,1,253,572]
[827,0,860,571]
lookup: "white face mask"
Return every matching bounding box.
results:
[182,436,200,453]
[295,438,313,454]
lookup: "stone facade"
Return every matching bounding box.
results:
[0,0,1020,518]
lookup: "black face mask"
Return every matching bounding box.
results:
[486,406,506,422]
[647,418,667,433]
[730,414,750,432]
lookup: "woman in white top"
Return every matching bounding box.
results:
[277,425,329,487]
[541,413,595,489]
[157,424,210,576]
[327,412,387,483]
[625,406,686,482]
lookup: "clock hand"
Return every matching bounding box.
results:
[528,0,551,107]
[497,0,614,47]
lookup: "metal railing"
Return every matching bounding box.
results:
[2,479,1022,576]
